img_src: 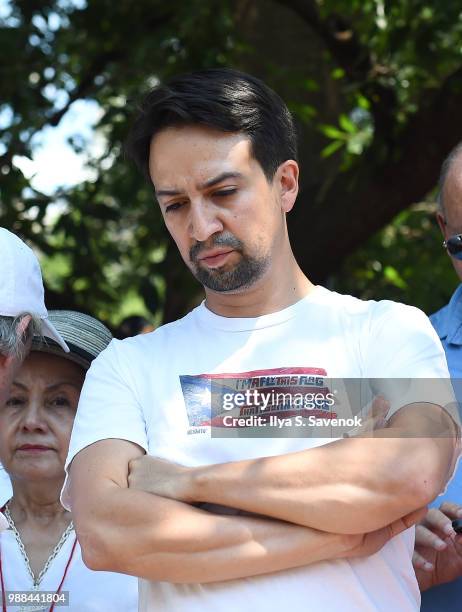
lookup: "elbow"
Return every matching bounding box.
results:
[412,466,450,507]
[75,522,118,572]
[392,440,455,508]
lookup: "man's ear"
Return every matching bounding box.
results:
[276,160,299,214]
[436,211,447,237]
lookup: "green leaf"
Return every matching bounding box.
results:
[331,68,345,80]
[339,114,356,134]
[383,266,408,289]
[321,140,344,158]
[320,124,346,139]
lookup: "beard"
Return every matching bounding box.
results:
[189,232,270,292]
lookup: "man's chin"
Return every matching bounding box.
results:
[190,253,269,293]
[198,272,259,294]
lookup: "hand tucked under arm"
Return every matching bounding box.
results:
[130,403,458,534]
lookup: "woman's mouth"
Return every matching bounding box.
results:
[17,444,53,453]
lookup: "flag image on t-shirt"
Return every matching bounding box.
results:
[179,367,337,434]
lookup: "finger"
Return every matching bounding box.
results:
[412,550,434,572]
[424,507,456,537]
[401,506,428,530]
[454,534,462,553]
[127,457,137,472]
[439,501,462,519]
[370,395,390,419]
[415,524,447,550]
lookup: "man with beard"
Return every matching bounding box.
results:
[0,228,68,529]
[64,69,458,612]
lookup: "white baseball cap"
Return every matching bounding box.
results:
[0,228,69,352]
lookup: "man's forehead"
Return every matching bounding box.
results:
[149,125,254,189]
[445,156,462,209]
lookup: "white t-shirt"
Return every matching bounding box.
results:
[0,527,138,611]
[64,286,453,612]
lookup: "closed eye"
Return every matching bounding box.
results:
[213,188,237,198]
[165,201,186,213]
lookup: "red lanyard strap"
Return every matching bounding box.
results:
[49,537,77,612]
[0,539,7,612]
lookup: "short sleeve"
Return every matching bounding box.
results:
[61,339,148,510]
[364,301,450,379]
[362,302,459,422]
[361,302,461,494]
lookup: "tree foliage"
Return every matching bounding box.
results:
[1,0,461,328]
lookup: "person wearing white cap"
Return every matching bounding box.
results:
[0,228,69,353]
[0,228,68,532]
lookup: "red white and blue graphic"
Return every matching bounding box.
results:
[180,367,337,434]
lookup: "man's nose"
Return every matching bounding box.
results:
[188,200,223,243]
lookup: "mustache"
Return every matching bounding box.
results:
[190,233,243,262]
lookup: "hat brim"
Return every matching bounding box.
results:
[41,317,70,353]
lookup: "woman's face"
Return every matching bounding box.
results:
[0,351,84,483]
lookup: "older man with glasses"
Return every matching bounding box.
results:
[0,228,68,530]
[412,143,462,610]
[431,142,462,373]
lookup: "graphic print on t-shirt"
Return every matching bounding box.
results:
[179,367,338,435]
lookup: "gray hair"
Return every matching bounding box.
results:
[437,141,462,216]
[0,313,42,361]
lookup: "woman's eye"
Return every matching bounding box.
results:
[5,396,25,407]
[49,396,71,408]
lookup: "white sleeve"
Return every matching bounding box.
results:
[362,302,461,496]
[365,301,450,378]
[61,339,148,510]
[363,301,458,421]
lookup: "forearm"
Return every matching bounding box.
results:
[72,481,347,582]
[186,431,455,534]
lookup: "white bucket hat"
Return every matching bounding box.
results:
[0,228,69,352]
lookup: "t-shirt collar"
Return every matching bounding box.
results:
[195,285,325,332]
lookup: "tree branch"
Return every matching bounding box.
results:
[290,65,462,282]
[279,0,372,81]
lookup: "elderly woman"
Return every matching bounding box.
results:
[0,311,138,612]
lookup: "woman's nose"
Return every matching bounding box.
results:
[20,401,47,432]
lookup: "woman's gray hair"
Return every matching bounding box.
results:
[0,313,42,361]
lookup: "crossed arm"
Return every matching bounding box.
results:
[127,402,459,534]
[69,403,456,583]
[69,438,424,583]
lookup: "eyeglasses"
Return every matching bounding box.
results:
[443,234,462,260]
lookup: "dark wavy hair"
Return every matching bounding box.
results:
[125,68,298,182]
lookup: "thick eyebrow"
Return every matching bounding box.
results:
[199,171,243,189]
[155,172,243,198]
